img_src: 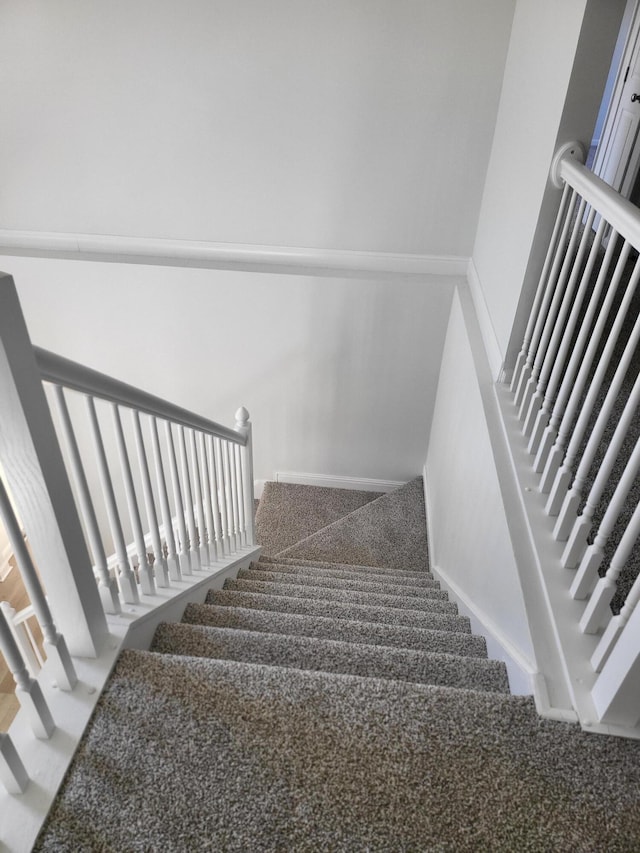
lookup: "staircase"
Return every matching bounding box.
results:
[33,479,640,851]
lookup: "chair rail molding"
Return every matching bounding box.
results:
[0,230,469,278]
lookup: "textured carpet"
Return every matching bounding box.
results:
[277,477,429,571]
[34,477,640,851]
[255,481,381,556]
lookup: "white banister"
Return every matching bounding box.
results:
[543,245,640,508]
[165,421,192,576]
[518,194,585,429]
[592,569,640,673]
[524,199,593,448]
[0,605,55,739]
[34,348,245,447]
[112,404,155,596]
[86,397,139,605]
[511,182,573,396]
[213,437,230,555]
[222,441,237,552]
[0,476,77,691]
[51,385,121,615]
[149,417,181,582]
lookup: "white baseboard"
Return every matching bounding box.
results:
[274,471,404,493]
[254,480,267,500]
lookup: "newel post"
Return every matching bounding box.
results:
[235,407,256,546]
[0,274,108,656]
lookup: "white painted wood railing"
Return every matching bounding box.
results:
[35,347,256,616]
[506,143,640,733]
[0,275,257,804]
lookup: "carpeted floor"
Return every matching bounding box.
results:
[34,478,640,852]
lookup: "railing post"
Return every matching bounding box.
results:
[0,274,108,657]
[235,407,256,546]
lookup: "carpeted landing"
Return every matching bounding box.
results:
[35,479,640,851]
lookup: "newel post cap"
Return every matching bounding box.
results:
[235,406,250,430]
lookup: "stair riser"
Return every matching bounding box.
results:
[183,603,486,655]
[151,623,510,694]
[206,590,470,633]
[258,556,433,580]
[224,578,457,614]
[241,567,442,596]
[254,560,437,584]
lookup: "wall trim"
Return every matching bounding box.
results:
[0,230,469,278]
[467,258,504,380]
[274,471,404,493]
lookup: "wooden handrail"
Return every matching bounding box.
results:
[34,347,246,446]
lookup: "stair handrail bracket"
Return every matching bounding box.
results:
[502,143,640,739]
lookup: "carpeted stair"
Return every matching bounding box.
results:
[34,479,640,851]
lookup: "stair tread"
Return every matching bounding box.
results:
[207,589,469,632]
[37,649,640,853]
[258,554,433,579]
[224,577,456,612]
[184,603,483,653]
[152,622,510,693]
[244,565,441,592]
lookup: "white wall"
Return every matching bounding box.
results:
[471,0,625,368]
[0,0,514,257]
[4,256,455,486]
[426,288,536,681]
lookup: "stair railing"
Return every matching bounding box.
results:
[504,142,640,734]
[0,274,257,798]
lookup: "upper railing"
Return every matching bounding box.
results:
[506,142,640,734]
[0,274,257,798]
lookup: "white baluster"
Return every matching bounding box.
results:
[0,605,55,738]
[86,397,139,605]
[51,385,121,615]
[131,411,170,588]
[513,184,575,405]
[188,429,210,566]
[532,215,610,473]
[562,366,640,572]
[177,426,201,571]
[0,733,29,793]
[199,432,218,562]
[206,434,224,557]
[553,277,640,541]
[234,443,245,546]
[580,497,640,635]
[213,437,230,555]
[592,570,640,672]
[0,602,40,677]
[527,204,598,456]
[511,182,573,394]
[149,418,181,582]
[111,404,155,596]
[221,440,236,551]
[519,194,585,427]
[165,421,192,576]
[544,242,639,508]
[226,441,240,551]
[235,406,255,546]
[571,433,640,601]
[0,476,77,691]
